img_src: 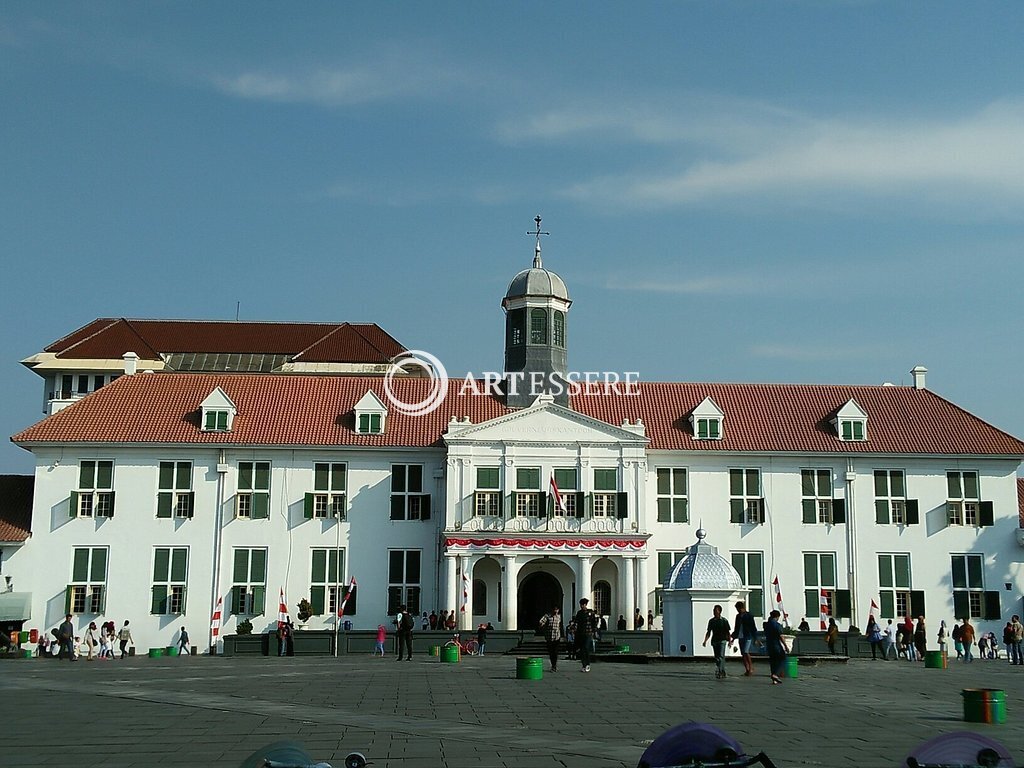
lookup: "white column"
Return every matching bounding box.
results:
[637,554,649,620]
[503,555,520,630]
[460,555,472,630]
[577,555,592,607]
[623,556,636,629]
[444,555,458,616]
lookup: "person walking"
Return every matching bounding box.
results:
[84,621,99,661]
[960,617,976,662]
[825,617,839,655]
[476,623,487,656]
[57,614,77,661]
[884,619,897,660]
[902,617,917,661]
[421,612,429,630]
[616,615,627,631]
[117,620,134,659]
[445,611,457,631]
[914,617,927,660]
[573,598,599,673]
[865,615,883,660]
[647,610,655,630]
[951,620,964,659]
[565,620,576,660]
[937,620,948,656]
[538,606,563,671]
[98,626,111,660]
[428,611,438,630]
[763,610,789,685]
[702,604,732,679]
[177,626,190,657]
[731,601,758,676]
[633,608,645,630]
[1008,615,1023,665]
[374,624,387,657]
[395,604,415,661]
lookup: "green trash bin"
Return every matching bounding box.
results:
[924,650,946,669]
[22,648,33,659]
[516,657,543,680]
[441,644,460,663]
[429,645,440,657]
[148,648,165,659]
[617,645,631,654]
[19,630,29,644]
[166,646,179,657]
[783,656,799,679]
[962,689,1006,724]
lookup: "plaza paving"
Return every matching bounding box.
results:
[0,652,1020,768]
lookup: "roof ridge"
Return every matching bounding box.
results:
[119,318,162,358]
[291,323,349,361]
[917,388,1024,444]
[347,322,396,358]
[50,318,120,355]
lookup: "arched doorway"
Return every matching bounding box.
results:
[518,571,563,632]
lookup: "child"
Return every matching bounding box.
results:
[98,629,111,660]
[374,624,386,657]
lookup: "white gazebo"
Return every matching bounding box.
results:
[662,529,746,657]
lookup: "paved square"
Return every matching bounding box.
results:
[0,654,1020,767]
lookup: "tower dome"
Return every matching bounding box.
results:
[503,265,570,304]
[665,529,743,591]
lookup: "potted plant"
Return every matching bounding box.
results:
[236,618,253,635]
[296,598,313,629]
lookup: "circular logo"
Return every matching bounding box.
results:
[383,350,449,417]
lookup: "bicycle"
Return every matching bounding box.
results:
[445,634,479,656]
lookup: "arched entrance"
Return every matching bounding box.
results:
[518,571,563,632]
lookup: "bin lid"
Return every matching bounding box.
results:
[0,592,31,621]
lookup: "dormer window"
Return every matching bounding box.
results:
[200,387,237,433]
[690,396,724,441]
[354,390,388,435]
[833,399,868,442]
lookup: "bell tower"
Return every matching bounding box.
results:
[501,216,572,407]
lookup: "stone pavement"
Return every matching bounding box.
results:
[0,653,1020,768]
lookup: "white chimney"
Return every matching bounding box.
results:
[911,365,927,390]
[123,351,139,376]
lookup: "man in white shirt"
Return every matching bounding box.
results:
[883,619,897,660]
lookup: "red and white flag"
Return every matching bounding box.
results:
[549,473,566,515]
[870,597,880,616]
[278,587,288,628]
[772,576,790,626]
[210,596,223,640]
[460,572,469,613]
[337,576,357,617]
[819,589,831,630]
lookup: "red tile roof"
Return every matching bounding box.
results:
[43,319,405,363]
[11,375,1024,458]
[0,476,33,542]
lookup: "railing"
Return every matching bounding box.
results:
[458,515,632,534]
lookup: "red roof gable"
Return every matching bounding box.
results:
[11,375,1024,457]
[43,319,405,363]
[0,475,33,542]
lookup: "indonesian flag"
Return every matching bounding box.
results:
[210,596,223,639]
[549,473,566,515]
[278,587,288,628]
[819,589,831,630]
[337,576,357,617]
[772,576,789,626]
[460,572,469,613]
[870,597,880,616]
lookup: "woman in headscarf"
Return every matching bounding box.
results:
[914,616,927,659]
[903,616,917,661]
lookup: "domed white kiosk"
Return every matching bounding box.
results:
[662,529,747,657]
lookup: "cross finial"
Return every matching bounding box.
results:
[527,215,549,268]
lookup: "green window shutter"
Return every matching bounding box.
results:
[978,501,994,527]
[311,549,326,583]
[97,461,113,489]
[616,492,628,519]
[179,586,187,614]
[106,491,115,517]
[174,463,190,491]
[729,469,743,496]
[656,498,670,523]
[329,549,341,583]
[880,592,894,619]
[151,585,168,615]
[239,463,253,490]
[875,500,890,525]
[904,499,919,525]
[852,421,864,440]
[946,472,961,498]
[709,420,720,439]
[539,491,548,518]
[804,590,818,619]
[314,464,329,491]
[304,493,314,519]
[834,590,851,619]
[390,495,404,520]
[157,492,173,518]
[508,492,516,517]
[658,552,673,584]
[952,591,969,621]
[69,491,79,517]
[217,411,228,430]
[255,463,270,491]
[310,586,325,615]
[72,548,90,582]
[233,550,249,583]
[186,491,195,518]
[358,413,369,433]
[730,499,744,523]
[675,498,689,523]
[420,494,431,520]
[370,413,381,433]
[153,549,170,582]
[170,549,187,582]
[80,461,95,490]
[983,591,1001,620]
[801,499,816,524]
[964,472,979,499]
[250,549,267,582]
[894,556,911,589]
[873,471,887,497]
[967,556,983,589]
[252,586,266,615]
[64,585,73,615]
[573,492,585,518]
[841,421,852,440]
[252,493,269,519]
[878,556,893,588]
[584,493,593,517]
[159,462,174,490]
[910,591,926,618]
[333,464,346,491]
[697,419,708,439]
[831,499,846,524]
[656,469,671,495]
[803,553,818,584]
[204,411,215,430]
[230,586,243,615]
[951,557,967,589]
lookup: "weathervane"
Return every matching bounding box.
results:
[527,215,549,268]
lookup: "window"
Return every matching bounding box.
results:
[151,547,188,614]
[951,554,1000,620]
[507,308,525,347]
[157,462,194,519]
[387,550,421,615]
[310,548,353,616]
[474,467,502,517]
[391,465,431,521]
[696,418,721,440]
[357,413,382,434]
[877,554,923,620]
[655,551,688,615]
[730,552,765,617]
[839,419,866,441]
[592,469,619,517]
[204,410,230,431]
[803,552,840,620]
[801,469,844,525]
[874,470,918,525]
[72,460,115,518]
[593,580,611,617]
[512,468,542,518]
[553,469,581,517]
[530,309,547,344]
[236,462,270,519]
[66,547,107,614]
[230,548,266,615]
[553,311,565,348]
[305,463,347,520]
[472,579,487,616]
[947,471,991,527]
[655,468,688,523]
[729,469,764,524]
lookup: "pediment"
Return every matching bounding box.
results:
[691,396,724,419]
[835,398,867,420]
[200,386,237,411]
[445,402,647,445]
[354,390,388,412]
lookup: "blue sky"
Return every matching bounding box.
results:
[2,2,1024,473]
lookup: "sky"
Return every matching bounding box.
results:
[2,2,1024,474]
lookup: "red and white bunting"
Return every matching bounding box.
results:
[278,587,288,628]
[819,589,831,630]
[549,473,566,515]
[210,596,223,639]
[460,572,469,613]
[337,576,357,617]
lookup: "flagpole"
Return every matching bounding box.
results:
[334,501,342,658]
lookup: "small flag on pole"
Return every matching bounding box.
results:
[870,598,879,611]
[460,572,469,613]
[819,589,831,630]
[772,576,789,626]
[210,596,223,640]
[549,473,566,515]
[278,587,288,628]
[337,576,357,617]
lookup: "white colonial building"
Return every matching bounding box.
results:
[5,234,1024,653]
